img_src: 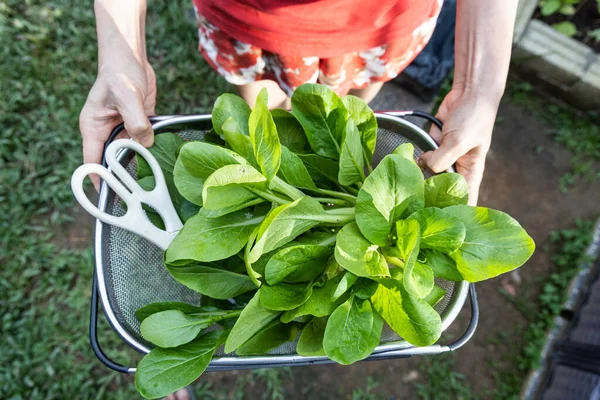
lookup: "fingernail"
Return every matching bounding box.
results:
[416,158,425,168]
[141,135,154,147]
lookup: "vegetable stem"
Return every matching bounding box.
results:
[249,188,290,205]
[384,255,405,268]
[270,177,305,200]
[317,209,355,225]
[324,207,355,216]
[363,149,374,174]
[313,197,353,206]
[311,188,357,204]
[244,228,263,287]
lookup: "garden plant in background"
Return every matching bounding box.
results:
[101,84,537,399]
[537,0,600,42]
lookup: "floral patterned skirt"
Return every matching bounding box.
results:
[194,1,442,96]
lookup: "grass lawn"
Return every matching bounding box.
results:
[1,1,226,398]
[2,1,599,399]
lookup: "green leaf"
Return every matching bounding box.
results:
[248,197,324,263]
[179,200,201,222]
[140,310,215,348]
[137,132,186,179]
[236,320,297,355]
[212,93,251,136]
[222,117,257,166]
[353,279,379,299]
[277,146,317,190]
[173,156,204,206]
[178,141,246,180]
[444,205,536,282]
[342,95,377,164]
[552,21,577,37]
[135,302,208,322]
[338,119,366,186]
[249,88,281,181]
[296,317,327,356]
[356,154,425,246]
[259,282,314,311]
[332,271,358,302]
[297,153,341,187]
[407,207,466,253]
[225,292,281,353]
[424,285,446,307]
[559,4,576,15]
[424,173,469,208]
[334,222,390,278]
[201,164,266,212]
[135,330,223,399]
[323,295,382,365]
[371,279,441,346]
[280,275,348,323]
[422,249,463,281]
[271,109,310,153]
[265,244,330,285]
[395,219,434,299]
[166,264,257,299]
[291,83,347,159]
[540,0,561,16]
[392,143,415,161]
[165,208,265,264]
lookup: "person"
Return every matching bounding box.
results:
[80,0,518,206]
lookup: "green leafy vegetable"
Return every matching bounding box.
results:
[212,93,251,136]
[334,222,390,278]
[225,292,281,353]
[407,207,466,253]
[338,119,366,186]
[130,83,536,399]
[356,155,424,246]
[323,295,382,365]
[424,173,469,208]
[296,317,327,356]
[166,264,257,299]
[371,279,441,346]
[265,244,330,285]
[135,330,224,399]
[140,309,240,348]
[236,320,298,355]
[444,205,535,282]
[259,282,314,311]
[165,208,265,264]
[271,108,310,153]
[249,88,281,181]
[342,95,377,164]
[291,84,347,159]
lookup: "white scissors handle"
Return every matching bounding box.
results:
[71,139,183,251]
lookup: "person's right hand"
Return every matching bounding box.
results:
[80,51,156,190]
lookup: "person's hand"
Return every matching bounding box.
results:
[418,88,500,205]
[80,49,156,190]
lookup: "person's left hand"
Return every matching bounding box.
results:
[417,88,500,205]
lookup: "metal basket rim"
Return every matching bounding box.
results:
[93,113,471,363]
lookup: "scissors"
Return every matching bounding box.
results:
[71,139,183,251]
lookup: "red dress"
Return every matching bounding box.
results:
[192,0,443,95]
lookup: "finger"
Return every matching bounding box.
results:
[457,162,485,206]
[428,123,442,145]
[116,93,154,147]
[417,136,467,174]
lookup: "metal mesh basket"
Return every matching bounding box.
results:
[91,113,478,373]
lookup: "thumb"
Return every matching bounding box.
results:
[117,93,154,147]
[418,137,466,174]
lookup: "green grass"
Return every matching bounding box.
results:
[415,353,478,400]
[0,1,226,398]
